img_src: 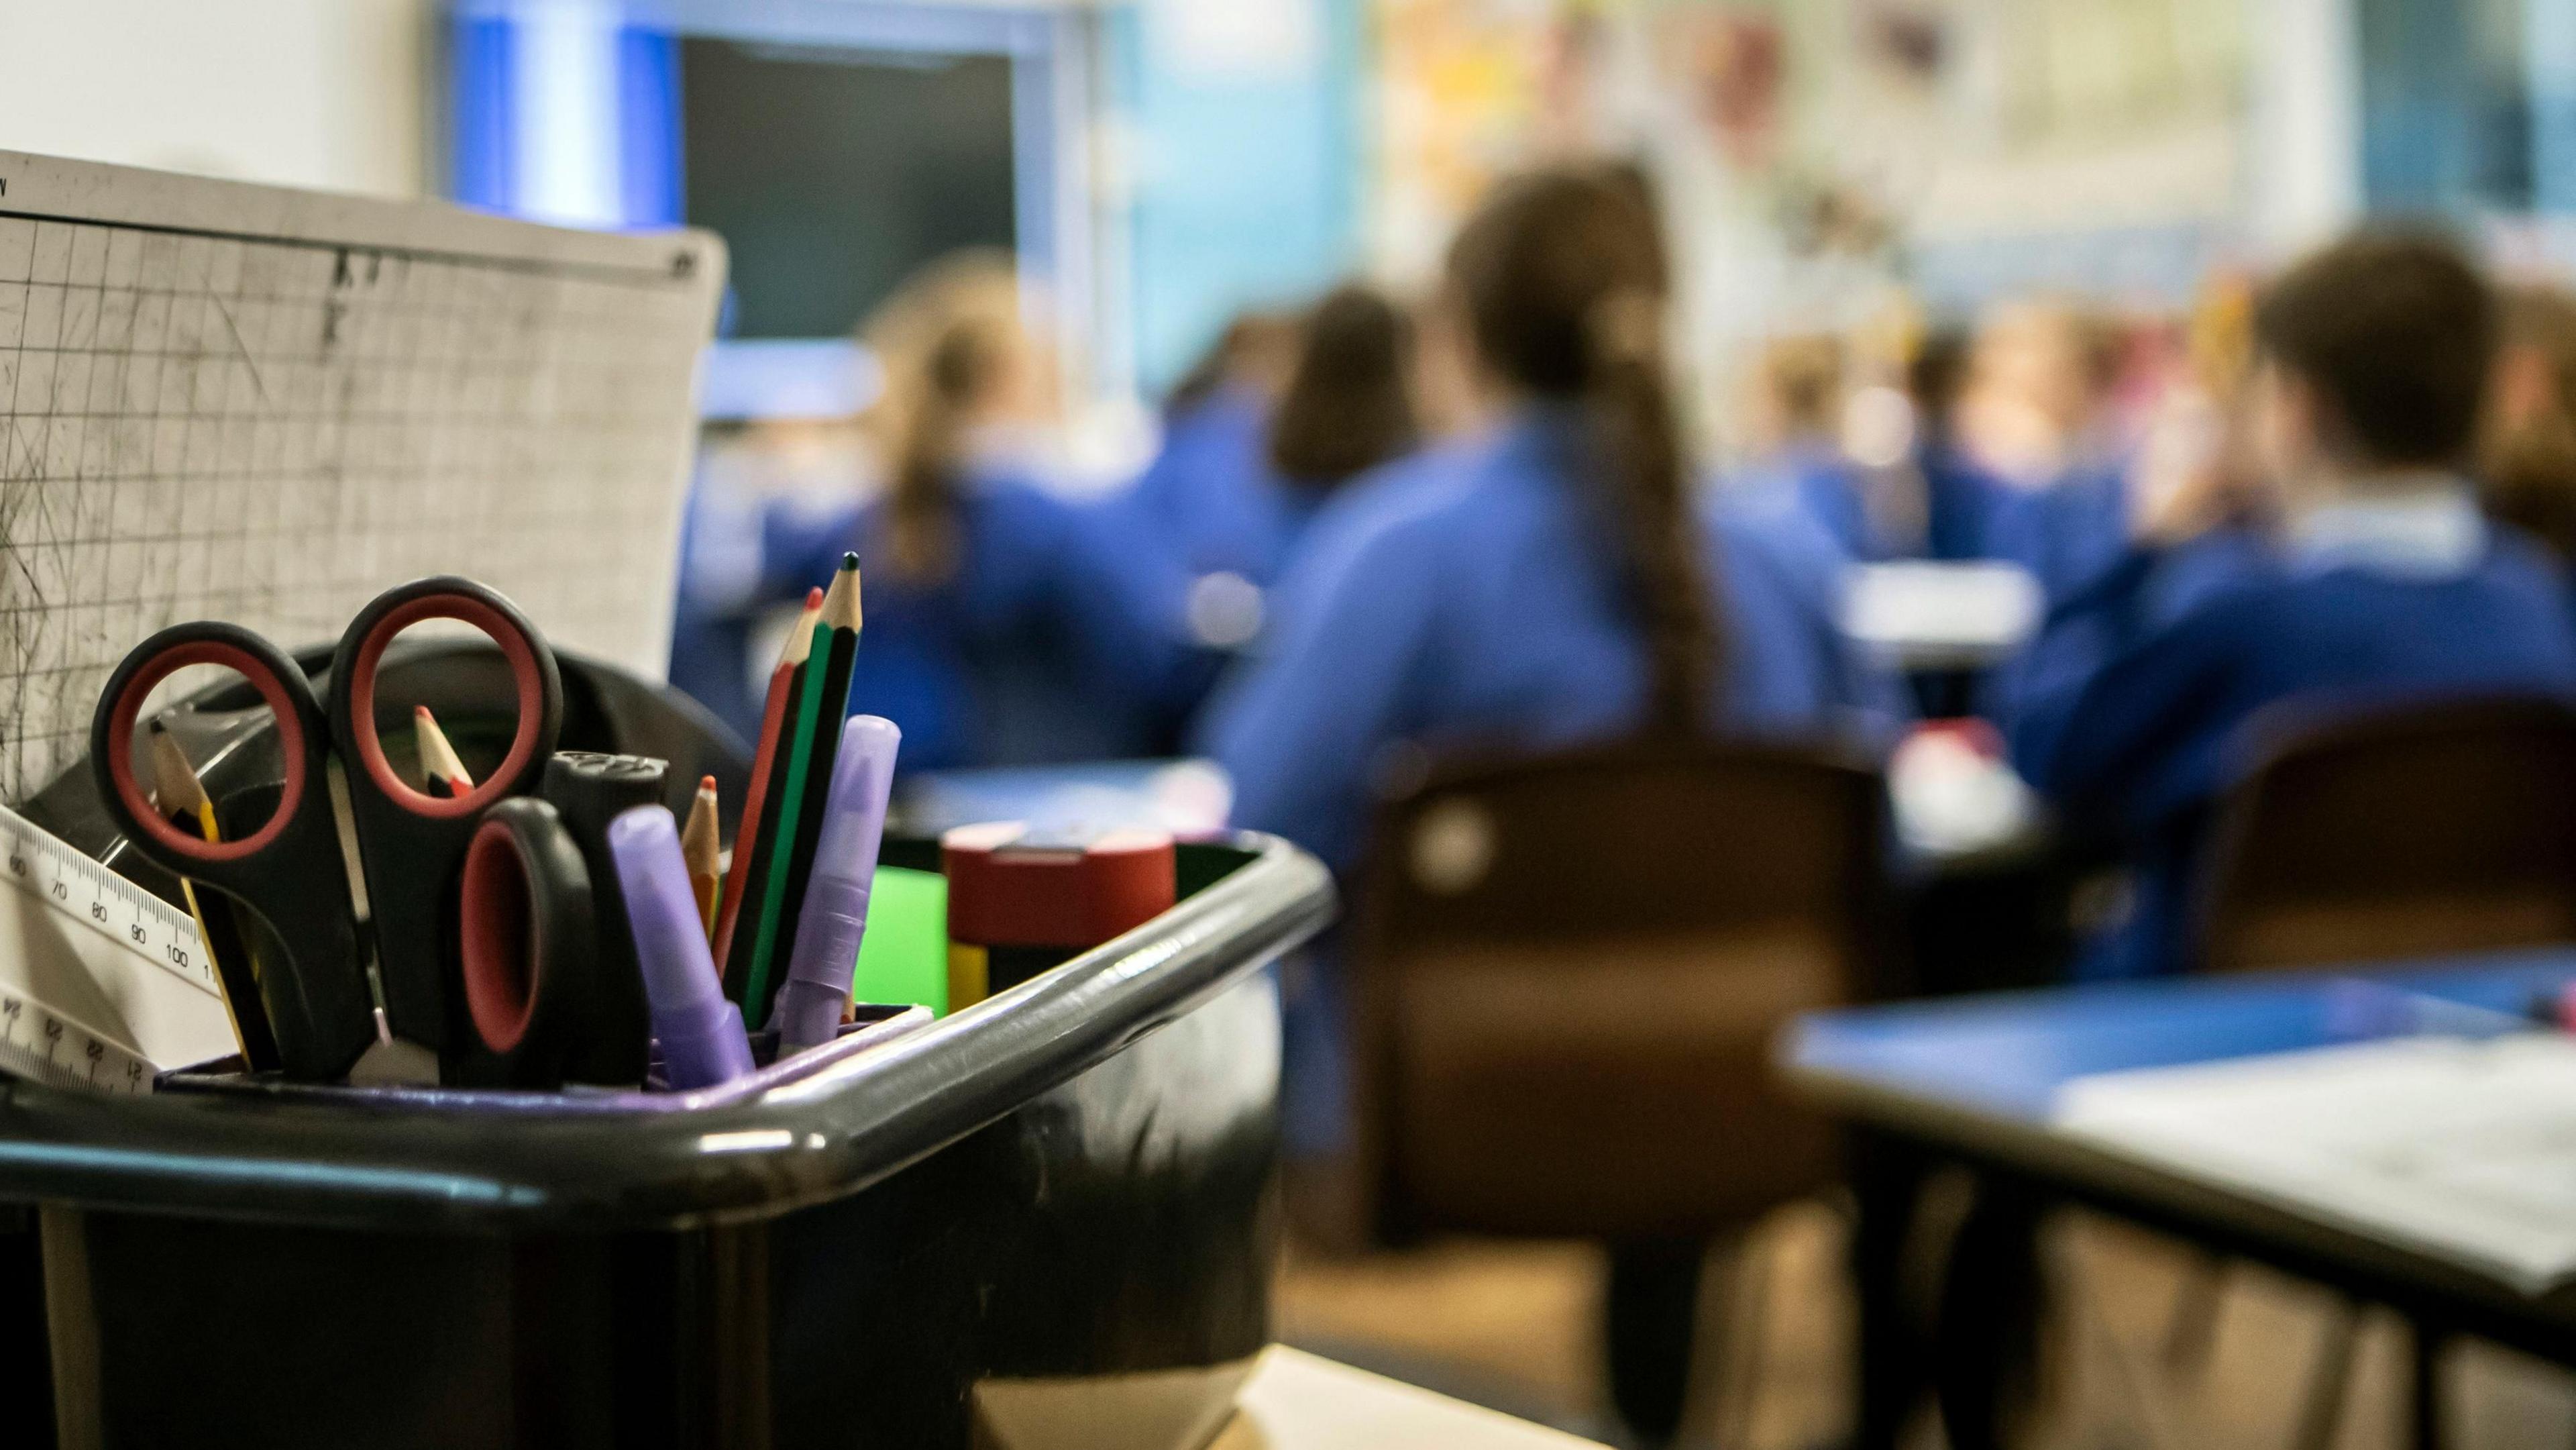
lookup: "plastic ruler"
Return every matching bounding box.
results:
[0,802,238,1094]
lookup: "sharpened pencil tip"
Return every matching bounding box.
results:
[818,556,864,631]
[700,775,717,792]
[148,723,211,815]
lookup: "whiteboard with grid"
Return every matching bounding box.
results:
[0,150,725,805]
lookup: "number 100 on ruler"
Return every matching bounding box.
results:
[0,802,239,1094]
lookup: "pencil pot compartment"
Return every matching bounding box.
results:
[8,643,1336,1450]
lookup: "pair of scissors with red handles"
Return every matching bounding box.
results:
[92,577,576,1082]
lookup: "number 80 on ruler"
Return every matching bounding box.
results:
[4,826,220,993]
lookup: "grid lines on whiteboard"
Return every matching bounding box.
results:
[0,212,707,805]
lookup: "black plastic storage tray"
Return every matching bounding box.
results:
[0,833,1332,1450]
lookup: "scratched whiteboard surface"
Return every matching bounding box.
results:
[0,150,726,806]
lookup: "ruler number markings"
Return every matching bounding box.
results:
[0,992,151,1097]
[1,819,217,996]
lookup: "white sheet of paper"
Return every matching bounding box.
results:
[1842,561,2043,668]
[2055,1034,2576,1295]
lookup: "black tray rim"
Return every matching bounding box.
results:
[0,831,1334,1233]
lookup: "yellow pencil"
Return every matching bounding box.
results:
[148,722,278,1070]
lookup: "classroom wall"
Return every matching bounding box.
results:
[1106,0,1368,395]
[0,0,429,198]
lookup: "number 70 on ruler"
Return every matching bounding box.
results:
[4,826,220,992]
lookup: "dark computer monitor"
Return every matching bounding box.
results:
[680,36,1018,340]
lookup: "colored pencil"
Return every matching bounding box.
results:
[720,587,824,998]
[740,560,859,1020]
[150,721,280,1072]
[757,554,863,1025]
[414,705,473,798]
[682,774,722,942]
[714,587,821,979]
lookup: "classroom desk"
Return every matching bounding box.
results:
[1780,953,2576,1450]
[974,1347,1600,1450]
[1214,1347,1603,1449]
[890,758,1232,838]
[1842,561,2043,674]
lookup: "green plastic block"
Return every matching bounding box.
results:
[851,866,949,1016]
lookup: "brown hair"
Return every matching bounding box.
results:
[1166,309,1301,417]
[1267,284,1419,490]
[1761,333,1845,442]
[1447,166,1717,737]
[2254,229,2497,468]
[2480,285,2576,561]
[863,253,1026,583]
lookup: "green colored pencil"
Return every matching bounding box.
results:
[757,554,864,1026]
[741,561,861,1019]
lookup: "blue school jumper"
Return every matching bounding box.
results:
[1750,444,2013,564]
[1989,460,2132,603]
[1201,407,1899,1155]
[1202,407,1901,874]
[1123,386,1329,587]
[2007,486,2576,980]
[756,469,1192,772]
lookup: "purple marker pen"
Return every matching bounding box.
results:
[773,714,902,1053]
[606,805,755,1088]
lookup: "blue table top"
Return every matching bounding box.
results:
[1784,951,2576,1123]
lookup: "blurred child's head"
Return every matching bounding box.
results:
[2251,231,2496,502]
[1446,164,1668,403]
[1749,333,1845,453]
[1443,164,1714,735]
[1906,325,1974,448]
[863,252,1053,580]
[1267,284,1418,490]
[1166,309,1302,418]
[865,252,1052,435]
[1957,299,2117,483]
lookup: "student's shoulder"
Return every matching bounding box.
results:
[1701,483,1847,607]
[954,465,1096,530]
[2478,521,2576,601]
[1299,438,1494,554]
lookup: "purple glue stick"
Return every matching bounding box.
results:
[606,805,755,1089]
[773,714,902,1053]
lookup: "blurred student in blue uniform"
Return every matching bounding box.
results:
[1257,286,1421,559]
[751,254,1190,769]
[1203,170,1897,1442]
[1727,333,1848,516]
[1730,326,2012,566]
[2008,232,2576,980]
[1125,309,1299,588]
[1990,282,2259,607]
[1203,164,1898,876]
[1121,287,1423,741]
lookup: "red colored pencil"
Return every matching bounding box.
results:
[712,586,822,977]
[415,705,474,798]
